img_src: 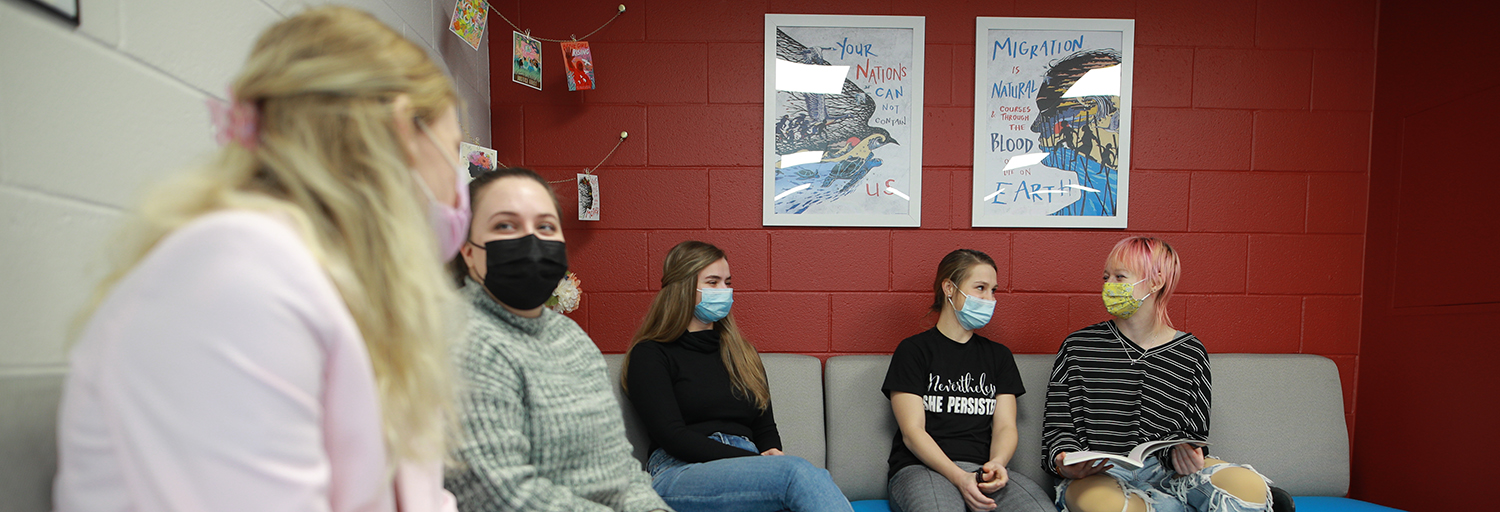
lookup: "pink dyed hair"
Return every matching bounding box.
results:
[1106,236,1181,328]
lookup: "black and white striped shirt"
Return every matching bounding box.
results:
[1042,321,1211,476]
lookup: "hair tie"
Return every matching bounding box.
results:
[206,91,259,150]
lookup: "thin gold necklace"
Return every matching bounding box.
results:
[1110,323,1145,365]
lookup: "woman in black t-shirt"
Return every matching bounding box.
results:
[881,249,1053,512]
[622,240,853,512]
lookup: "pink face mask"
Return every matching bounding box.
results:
[416,122,471,260]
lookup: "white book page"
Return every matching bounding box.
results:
[1061,451,1142,469]
[1061,440,1209,469]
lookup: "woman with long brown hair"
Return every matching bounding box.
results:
[621,241,852,512]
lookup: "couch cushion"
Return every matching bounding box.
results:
[822,355,897,501]
[822,355,1056,501]
[1207,354,1350,497]
[1,370,65,512]
[603,352,827,468]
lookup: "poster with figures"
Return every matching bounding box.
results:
[577,174,600,221]
[763,15,924,227]
[560,41,596,91]
[513,31,542,90]
[448,0,488,51]
[972,18,1133,228]
[459,142,497,178]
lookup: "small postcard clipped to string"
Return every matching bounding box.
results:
[513,31,542,90]
[560,41,595,91]
[459,142,497,179]
[577,174,600,221]
[448,0,487,51]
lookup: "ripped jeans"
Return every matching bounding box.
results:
[1054,456,1272,512]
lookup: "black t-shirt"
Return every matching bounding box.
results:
[881,328,1026,477]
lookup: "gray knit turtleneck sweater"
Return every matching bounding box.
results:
[444,280,670,512]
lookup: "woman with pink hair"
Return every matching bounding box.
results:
[1042,237,1275,512]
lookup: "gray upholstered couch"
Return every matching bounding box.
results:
[1,371,65,512]
[2,354,1393,512]
[604,353,1397,512]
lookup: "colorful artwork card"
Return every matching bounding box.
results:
[459,142,498,178]
[560,41,596,91]
[513,31,542,90]
[577,174,600,221]
[448,0,488,51]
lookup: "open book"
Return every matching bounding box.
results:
[1062,439,1210,470]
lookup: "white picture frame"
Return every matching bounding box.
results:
[971,17,1134,229]
[764,14,925,227]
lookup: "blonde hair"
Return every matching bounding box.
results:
[81,7,459,463]
[621,241,771,411]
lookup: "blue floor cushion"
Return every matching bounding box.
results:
[1294,496,1407,512]
[851,496,1407,512]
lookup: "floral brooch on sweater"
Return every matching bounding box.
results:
[545,272,582,313]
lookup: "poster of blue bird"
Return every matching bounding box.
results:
[971,18,1134,228]
[763,15,924,227]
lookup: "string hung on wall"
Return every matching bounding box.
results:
[487,3,624,90]
[487,3,626,43]
[447,1,624,51]
[549,131,627,221]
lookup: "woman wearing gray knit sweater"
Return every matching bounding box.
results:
[443,168,670,512]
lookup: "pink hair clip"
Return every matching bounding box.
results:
[206,91,259,150]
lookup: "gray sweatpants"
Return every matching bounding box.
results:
[888,461,1056,512]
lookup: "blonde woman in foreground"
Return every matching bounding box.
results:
[54,7,469,511]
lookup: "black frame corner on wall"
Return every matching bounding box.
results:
[21,0,80,26]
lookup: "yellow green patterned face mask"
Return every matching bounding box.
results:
[1102,277,1152,318]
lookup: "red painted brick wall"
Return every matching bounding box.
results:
[1352,0,1500,509]
[489,0,1373,440]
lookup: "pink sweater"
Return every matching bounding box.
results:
[54,211,455,512]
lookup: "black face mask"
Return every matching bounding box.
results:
[476,234,569,310]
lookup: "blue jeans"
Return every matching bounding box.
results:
[647,432,854,512]
[1054,456,1272,512]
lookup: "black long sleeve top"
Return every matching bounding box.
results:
[624,329,782,463]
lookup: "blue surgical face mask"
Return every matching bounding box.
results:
[947,287,996,331]
[694,288,733,323]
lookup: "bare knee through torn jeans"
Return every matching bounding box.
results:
[1053,457,1272,512]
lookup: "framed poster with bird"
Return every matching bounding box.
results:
[971,17,1134,228]
[764,14,924,227]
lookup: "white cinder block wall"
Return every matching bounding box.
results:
[0,0,492,377]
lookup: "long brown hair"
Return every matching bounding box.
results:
[621,241,771,411]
